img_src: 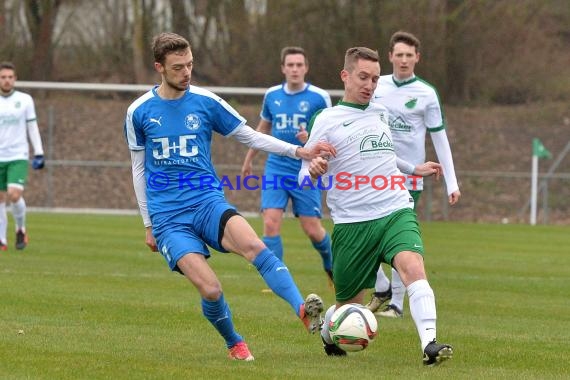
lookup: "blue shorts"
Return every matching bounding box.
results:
[260,175,322,217]
[152,199,237,272]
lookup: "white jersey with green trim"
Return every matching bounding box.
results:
[372,75,444,191]
[0,90,37,161]
[303,101,414,224]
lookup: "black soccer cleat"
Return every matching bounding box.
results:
[376,304,404,318]
[15,229,28,250]
[322,337,347,357]
[423,340,453,366]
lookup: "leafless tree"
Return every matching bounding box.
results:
[1,0,567,103]
[23,0,64,79]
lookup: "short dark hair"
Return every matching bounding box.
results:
[343,47,379,71]
[0,61,16,72]
[389,31,421,53]
[280,46,307,65]
[151,33,191,65]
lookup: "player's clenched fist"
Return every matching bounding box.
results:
[309,156,329,179]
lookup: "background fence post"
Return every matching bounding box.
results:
[47,105,54,208]
[542,179,549,224]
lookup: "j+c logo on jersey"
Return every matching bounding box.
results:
[151,135,199,159]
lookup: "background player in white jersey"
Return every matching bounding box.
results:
[241,47,334,284]
[0,62,45,251]
[367,31,461,318]
[300,47,453,365]
[124,33,336,361]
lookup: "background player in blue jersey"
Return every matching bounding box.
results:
[241,47,334,284]
[124,33,336,361]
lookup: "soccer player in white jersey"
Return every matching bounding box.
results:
[241,47,334,284]
[124,33,336,361]
[366,31,461,319]
[299,47,453,365]
[0,62,45,251]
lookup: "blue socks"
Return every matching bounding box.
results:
[312,233,332,271]
[253,248,304,316]
[201,293,242,348]
[262,235,283,260]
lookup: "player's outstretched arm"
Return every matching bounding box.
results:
[241,120,272,177]
[232,124,335,160]
[413,161,442,179]
[295,142,336,161]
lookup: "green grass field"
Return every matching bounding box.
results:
[1,213,569,379]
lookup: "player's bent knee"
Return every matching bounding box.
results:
[7,190,23,203]
[263,218,282,235]
[199,283,223,301]
[393,251,427,284]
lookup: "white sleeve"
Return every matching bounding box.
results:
[131,150,152,227]
[26,120,44,156]
[431,130,459,195]
[298,118,326,185]
[396,157,416,175]
[230,124,298,159]
[298,163,315,185]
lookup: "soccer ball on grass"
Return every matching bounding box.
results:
[329,303,378,352]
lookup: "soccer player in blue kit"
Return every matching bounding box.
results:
[241,47,334,283]
[124,33,335,361]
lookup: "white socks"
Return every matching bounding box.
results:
[11,197,26,231]
[407,279,437,350]
[0,202,6,244]
[373,264,391,293]
[320,305,337,344]
[390,268,406,310]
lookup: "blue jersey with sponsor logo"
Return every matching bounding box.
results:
[261,83,331,176]
[124,85,245,223]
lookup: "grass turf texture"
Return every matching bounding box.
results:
[1,213,569,379]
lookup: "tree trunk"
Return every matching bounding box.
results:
[25,0,62,80]
[169,0,190,38]
[132,0,146,83]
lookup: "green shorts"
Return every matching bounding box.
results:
[331,208,424,302]
[409,190,422,212]
[0,160,29,191]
